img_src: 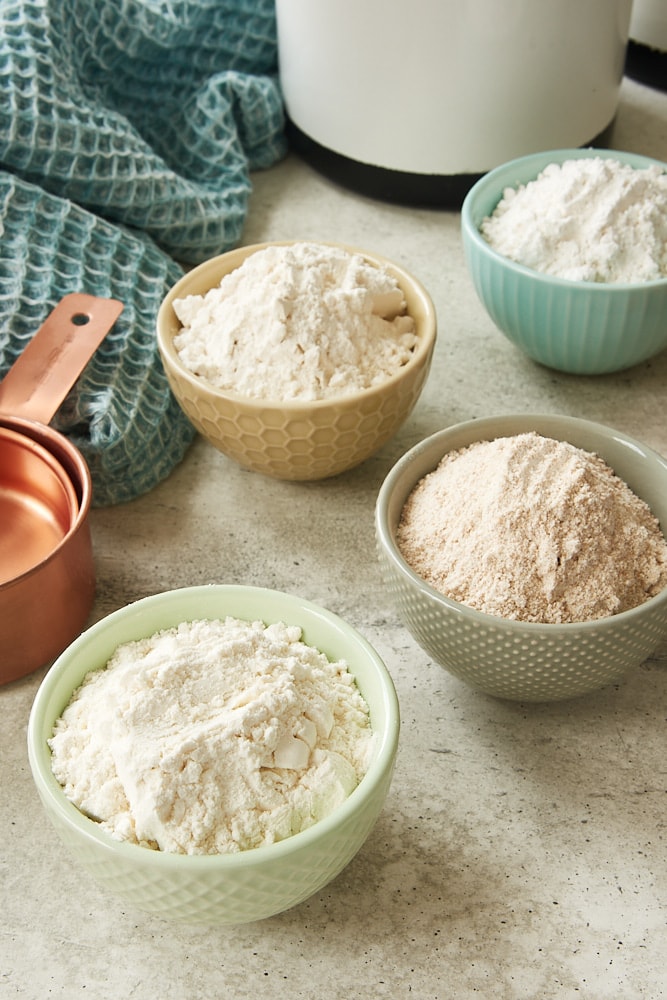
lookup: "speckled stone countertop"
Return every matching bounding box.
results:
[4,75,667,1000]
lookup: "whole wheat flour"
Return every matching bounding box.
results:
[397,432,667,624]
[49,617,374,855]
[480,157,667,283]
[172,241,417,400]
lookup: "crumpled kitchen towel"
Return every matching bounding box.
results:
[0,0,286,505]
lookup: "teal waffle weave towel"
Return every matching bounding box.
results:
[0,0,286,505]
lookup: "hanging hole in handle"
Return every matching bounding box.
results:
[0,294,123,424]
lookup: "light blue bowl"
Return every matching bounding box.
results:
[461,148,667,375]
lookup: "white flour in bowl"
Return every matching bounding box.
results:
[172,241,417,401]
[49,617,374,855]
[397,432,667,624]
[481,157,667,283]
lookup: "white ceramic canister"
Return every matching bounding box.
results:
[630,0,667,50]
[276,0,633,204]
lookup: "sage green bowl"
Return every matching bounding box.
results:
[28,585,399,924]
[461,148,667,375]
[375,414,667,703]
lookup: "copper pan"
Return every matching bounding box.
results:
[0,294,123,684]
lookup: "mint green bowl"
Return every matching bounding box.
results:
[461,148,667,375]
[28,586,399,924]
[376,414,667,703]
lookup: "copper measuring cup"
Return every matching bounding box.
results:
[0,294,123,684]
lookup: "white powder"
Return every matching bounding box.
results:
[480,157,667,283]
[397,432,667,624]
[172,241,417,401]
[49,617,374,855]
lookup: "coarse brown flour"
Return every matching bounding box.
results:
[481,157,667,283]
[397,432,667,624]
[172,241,417,401]
[49,617,374,855]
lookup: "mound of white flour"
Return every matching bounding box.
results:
[172,241,417,401]
[481,157,667,283]
[49,617,374,855]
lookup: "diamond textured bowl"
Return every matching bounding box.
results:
[375,414,667,703]
[461,148,667,375]
[156,241,436,480]
[28,585,400,924]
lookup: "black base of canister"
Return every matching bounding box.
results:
[286,117,616,210]
[625,40,667,92]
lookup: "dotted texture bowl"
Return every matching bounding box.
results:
[28,586,399,924]
[461,149,667,375]
[376,414,667,703]
[156,242,436,480]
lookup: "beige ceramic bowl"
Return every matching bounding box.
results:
[156,242,436,480]
[376,414,667,703]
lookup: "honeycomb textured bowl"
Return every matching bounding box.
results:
[28,586,400,924]
[156,241,436,480]
[376,414,667,703]
[461,148,667,375]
